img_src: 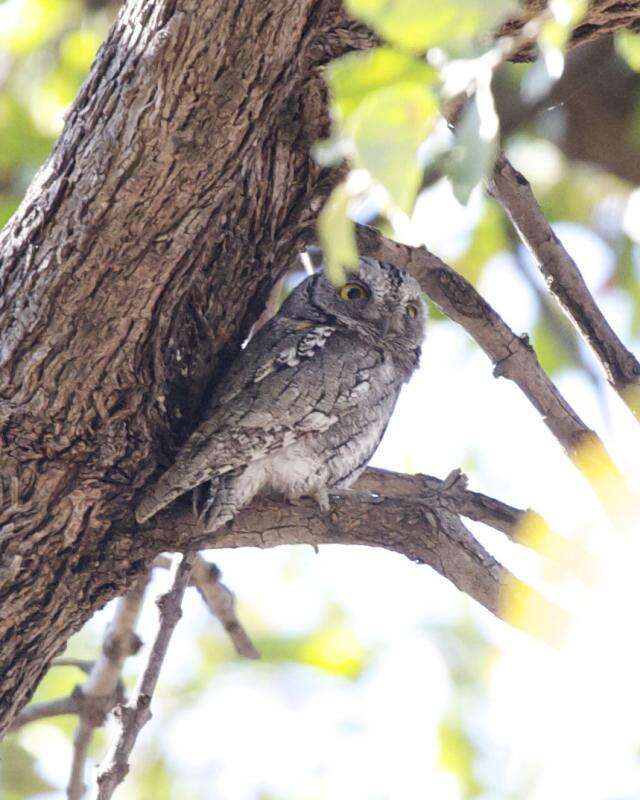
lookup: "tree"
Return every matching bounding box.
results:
[2,0,640,796]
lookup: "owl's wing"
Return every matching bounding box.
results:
[135,317,388,523]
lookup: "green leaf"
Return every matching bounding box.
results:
[344,0,518,52]
[445,88,498,205]
[318,183,359,285]
[350,83,437,212]
[616,31,640,73]
[327,47,437,124]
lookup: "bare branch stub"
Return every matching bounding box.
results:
[191,555,260,659]
[488,154,640,421]
[153,553,260,659]
[95,553,195,800]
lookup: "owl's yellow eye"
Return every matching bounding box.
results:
[339,282,369,301]
[406,304,419,319]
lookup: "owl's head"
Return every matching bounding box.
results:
[283,257,426,371]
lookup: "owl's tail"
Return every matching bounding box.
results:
[135,461,212,524]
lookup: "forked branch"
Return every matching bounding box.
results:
[354,223,630,511]
[139,469,570,648]
[10,575,149,799]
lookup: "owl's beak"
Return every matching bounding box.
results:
[376,318,390,338]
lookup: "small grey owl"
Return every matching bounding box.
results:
[135,257,426,531]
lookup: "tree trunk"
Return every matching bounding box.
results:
[0,0,371,736]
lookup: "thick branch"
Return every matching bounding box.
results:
[489,154,640,420]
[359,468,595,580]
[139,476,568,648]
[355,223,629,508]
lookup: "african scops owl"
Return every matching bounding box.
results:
[136,258,426,531]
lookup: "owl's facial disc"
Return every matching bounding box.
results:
[334,259,426,347]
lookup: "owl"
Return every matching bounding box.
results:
[135,257,426,531]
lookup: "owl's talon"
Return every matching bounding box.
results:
[313,488,330,513]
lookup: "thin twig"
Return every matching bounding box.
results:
[65,574,149,800]
[68,721,94,800]
[488,153,640,421]
[154,554,259,658]
[191,556,259,659]
[9,695,81,731]
[9,575,149,756]
[355,223,631,511]
[52,658,95,675]
[95,553,195,800]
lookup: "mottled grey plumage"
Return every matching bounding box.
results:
[135,258,426,531]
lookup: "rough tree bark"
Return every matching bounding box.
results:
[0,0,373,736]
[1,0,640,738]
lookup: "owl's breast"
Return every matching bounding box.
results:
[313,387,400,489]
[241,385,400,503]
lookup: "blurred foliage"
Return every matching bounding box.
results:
[453,202,507,284]
[616,31,640,73]
[319,0,604,283]
[432,618,494,798]
[344,0,518,53]
[0,0,111,226]
[318,182,359,285]
[0,740,56,799]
